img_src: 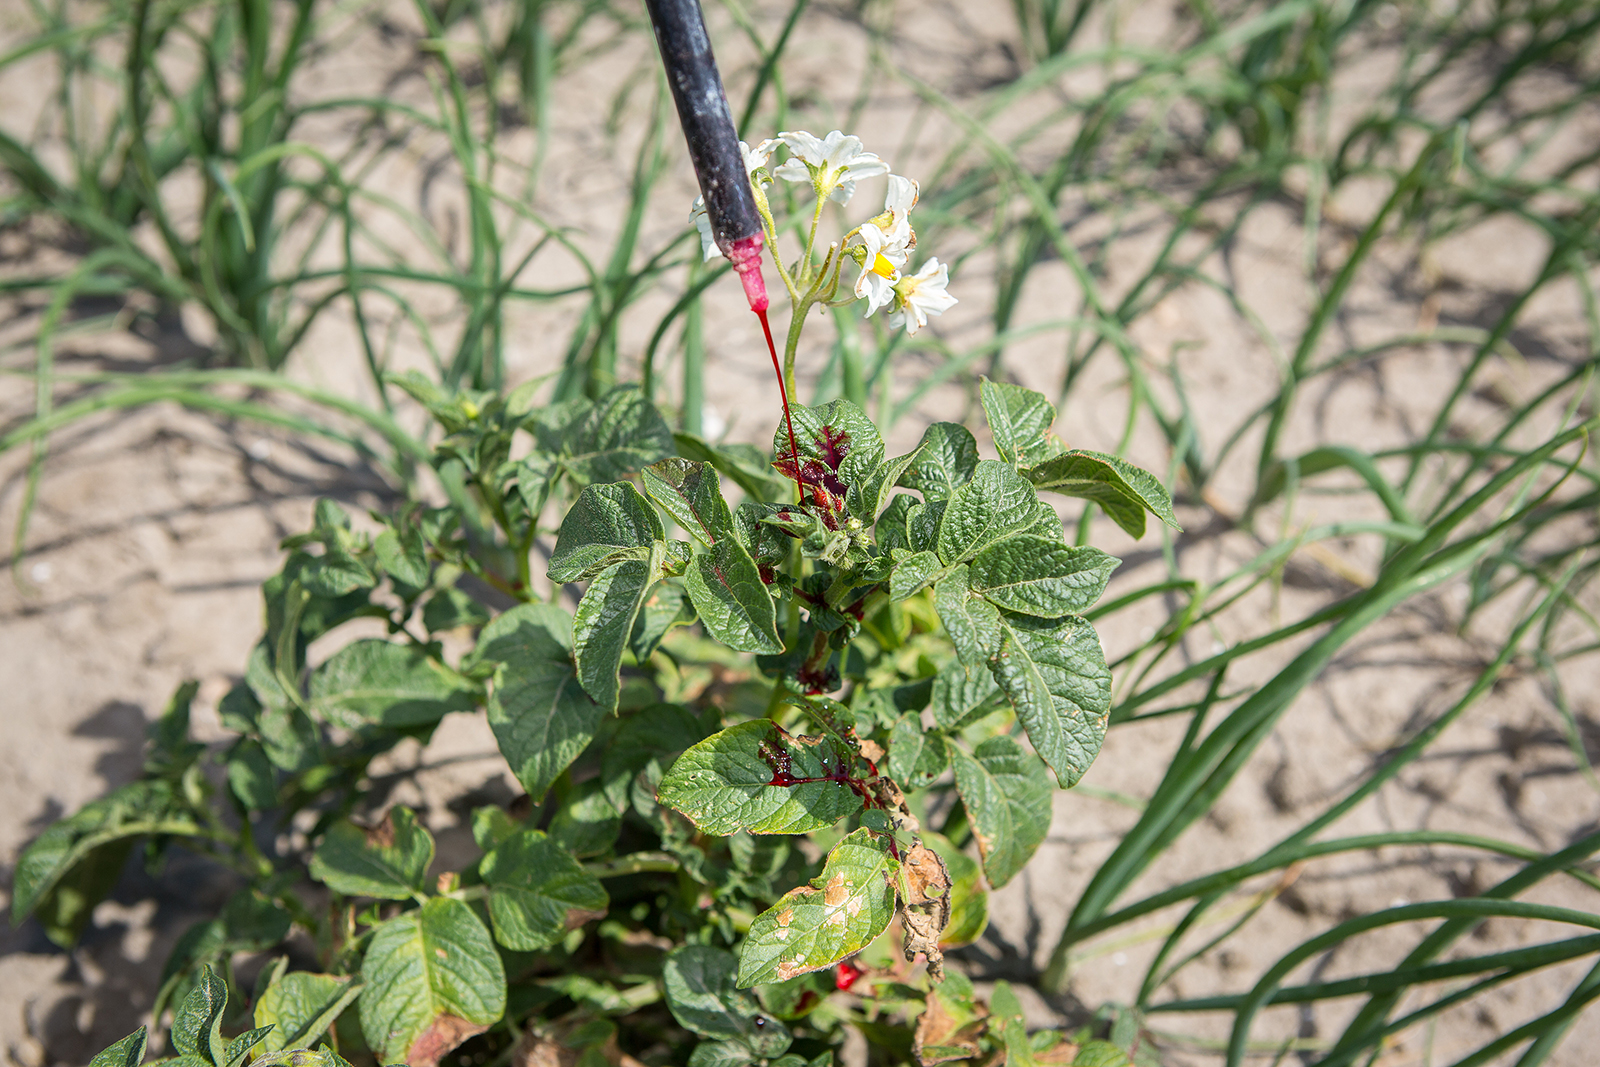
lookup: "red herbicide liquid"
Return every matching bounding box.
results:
[730,235,806,496]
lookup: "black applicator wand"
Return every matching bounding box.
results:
[642,0,771,313]
[642,0,809,485]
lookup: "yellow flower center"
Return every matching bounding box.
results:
[871,253,897,279]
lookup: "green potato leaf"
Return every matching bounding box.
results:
[171,964,229,1065]
[11,780,203,943]
[572,547,662,713]
[254,971,363,1053]
[683,538,784,654]
[601,702,713,811]
[512,453,558,526]
[308,640,478,729]
[936,461,1040,565]
[548,778,622,858]
[664,946,791,1055]
[1071,1042,1135,1067]
[548,483,664,584]
[309,805,433,900]
[930,659,1001,731]
[374,525,429,590]
[471,806,522,852]
[738,829,899,986]
[473,603,604,803]
[1024,450,1181,540]
[674,432,794,502]
[643,459,735,545]
[88,1029,146,1067]
[359,897,505,1066]
[889,550,944,602]
[980,378,1060,469]
[688,1043,754,1067]
[933,566,1002,670]
[630,580,697,662]
[480,829,609,951]
[29,837,134,950]
[907,498,943,555]
[900,422,979,501]
[422,587,492,634]
[843,446,923,524]
[967,538,1118,617]
[227,739,277,812]
[949,736,1051,888]
[888,714,949,790]
[657,720,864,835]
[222,1028,272,1067]
[555,384,676,485]
[991,614,1112,787]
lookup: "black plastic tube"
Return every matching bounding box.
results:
[644,0,771,312]
[644,0,762,251]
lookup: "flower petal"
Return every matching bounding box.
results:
[690,197,719,261]
[773,158,813,184]
[884,175,919,217]
[778,130,828,166]
[742,138,777,176]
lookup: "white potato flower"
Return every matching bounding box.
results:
[743,138,778,179]
[773,130,889,204]
[888,258,957,334]
[879,175,919,234]
[853,219,913,315]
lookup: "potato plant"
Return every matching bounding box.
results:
[15,374,1174,1067]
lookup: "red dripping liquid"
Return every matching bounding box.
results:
[756,306,804,487]
[728,234,804,498]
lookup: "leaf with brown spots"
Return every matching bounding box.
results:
[407,1015,488,1067]
[923,833,988,949]
[898,844,952,979]
[737,829,898,987]
[359,897,505,1065]
[949,737,1050,889]
[480,829,609,951]
[913,971,988,1067]
[901,845,950,907]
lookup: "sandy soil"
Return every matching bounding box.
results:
[2,1,1598,1064]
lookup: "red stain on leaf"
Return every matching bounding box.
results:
[814,425,852,469]
[769,456,848,525]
